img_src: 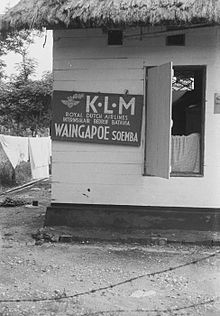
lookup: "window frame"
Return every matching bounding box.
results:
[144,64,206,178]
[171,65,206,177]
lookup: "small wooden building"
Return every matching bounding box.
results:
[2,0,220,231]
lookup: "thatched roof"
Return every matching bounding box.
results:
[1,0,220,32]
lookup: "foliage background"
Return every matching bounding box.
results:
[0,30,52,136]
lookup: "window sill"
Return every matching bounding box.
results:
[171,172,204,177]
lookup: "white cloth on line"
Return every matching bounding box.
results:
[171,133,200,173]
[0,134,29,168]
[28,137,51,179]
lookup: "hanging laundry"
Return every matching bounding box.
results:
[0,134,29,169]
[28,137,51,179]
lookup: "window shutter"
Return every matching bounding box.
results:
[145,62,173,179]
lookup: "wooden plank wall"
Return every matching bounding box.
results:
[52,26,220,207]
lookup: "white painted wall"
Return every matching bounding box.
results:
[52,26,220,208]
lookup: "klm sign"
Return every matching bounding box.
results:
[51,90,143,146]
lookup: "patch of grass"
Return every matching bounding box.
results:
[0,196,29,207]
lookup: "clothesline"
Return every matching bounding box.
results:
[0,134,51,179]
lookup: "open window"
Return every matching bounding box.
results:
[145,64,205,178]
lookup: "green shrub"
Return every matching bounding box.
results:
[0,160,15,187]
[14,161,32,185]
[0,146,32,187]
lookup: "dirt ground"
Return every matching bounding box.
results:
[0,179,220,316]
